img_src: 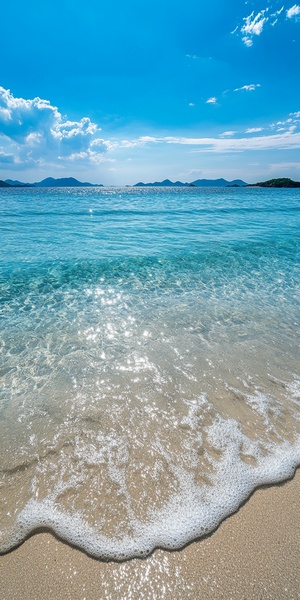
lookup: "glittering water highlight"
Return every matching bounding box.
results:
[0,186,300,558]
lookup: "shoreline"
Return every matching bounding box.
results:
[1,470,299,599]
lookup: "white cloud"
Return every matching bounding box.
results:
[270,6,285,24]
[52,117,98,141]
[26,132,43,144]
[245,127,263,133]
[237,3,300,45]
[270,113,300,131]
[242,36,254,46]
[171,132,300,152]
[65,150,114,165]
[114,128,300,153]
[234,84,261,92]
[272,6,285,16]
[0,107,11,121]
[220,131,236,137]
[0,151,14,163]
[0,86,106,169]
[237,5,299,44]
[269,161,300,169]
[286,4,300,18]
[241,10,268,45]
[206,97,217,104]
[188,102,195,107]
[276,119,292,125]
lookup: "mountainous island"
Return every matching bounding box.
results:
[2,176,247,188]
[135,179,188,187]
[1,176,300,189]
[2,177,103,187]
[134,178,247,187]
[247,178,300,188]
[35,177,103,187]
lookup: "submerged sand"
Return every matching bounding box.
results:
[1,470,299,599]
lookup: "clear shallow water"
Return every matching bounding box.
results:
[0,186,300,559]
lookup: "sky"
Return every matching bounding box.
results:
[0,0,300,185]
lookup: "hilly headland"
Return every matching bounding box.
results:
[246,178,300,188]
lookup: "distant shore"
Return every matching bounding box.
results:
[2,176,300,189]
[1,469,299,599]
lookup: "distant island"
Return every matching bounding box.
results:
[134,178,247,187]
[0,180,11,187]
[2,176,300,189]
[247,178,300,188]
[34,177,103,188]
[135,179,188,187]
[1,176,247,188]
[1,177,103,188]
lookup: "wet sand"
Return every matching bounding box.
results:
[1,469,300,600]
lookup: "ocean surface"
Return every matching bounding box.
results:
[0,186,300,559]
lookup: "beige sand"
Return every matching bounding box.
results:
[1,470,299,600]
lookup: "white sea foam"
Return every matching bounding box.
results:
[1,415,299,559]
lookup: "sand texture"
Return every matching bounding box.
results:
[1,470,300,600]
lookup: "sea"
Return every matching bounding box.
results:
[0,185,300,560]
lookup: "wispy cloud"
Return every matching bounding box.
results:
[108,110,300,153]
[245,127,264,133]
[241,9,269,46]
[236,3,300,46]
[204,84,260,108]
[286,4,300,18]
[219,131,236,137]
[269,161,300,169]
[270,5,285,25]
[271,112,300,130]
[0,151,14,163]
[242,37,254,47]
[170,131,300,152]
[234,84,261,92]
[272,6,285,16]
[110,127,300,153]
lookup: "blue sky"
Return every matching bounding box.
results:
[0,0,300,184]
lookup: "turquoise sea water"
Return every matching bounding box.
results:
[0,186,300,558]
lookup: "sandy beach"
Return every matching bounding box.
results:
[0,469,299,599]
